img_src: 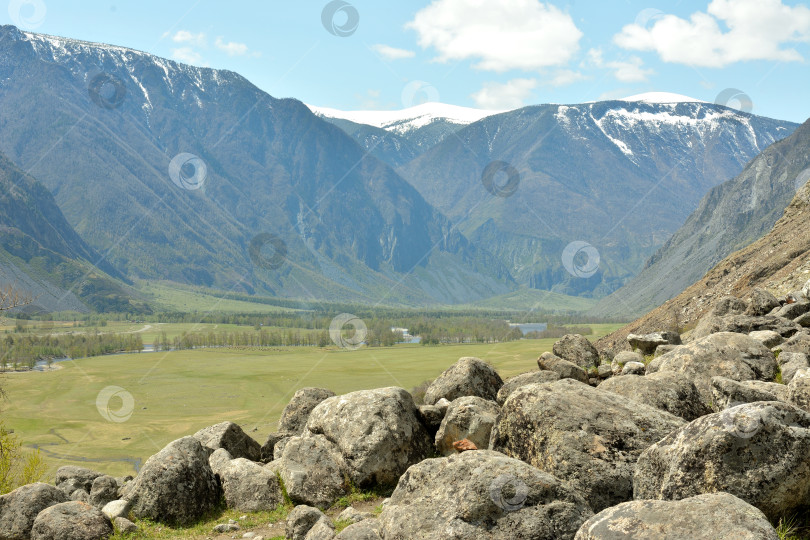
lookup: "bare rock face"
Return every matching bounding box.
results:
[278,387,336,434]
[598,371,710,421]
[646,332,777,403]
[537,352,588,383]
[434,396,500,455]
[378,450,593,540]
[497,370,560,406]
[192,421,261,461]
[124,436,220,525]
[554,334,601,369]
[626,331,681,355]
[574,493,777,540]
[490,379,685,512]
[30,501,113,540]
[423,357,503,405]
[634,401,810,522]
[305,387,432,487]
[0,482,68,540]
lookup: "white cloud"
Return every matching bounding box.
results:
[371,44,416,60]
[614,0,810,67]
[471,78,537,109]
[406,0,582,72]
[172,47,206,66]
[548,69,587,87]
[585,48,653,83]
[215,37,249,56]
[172,30,206,47]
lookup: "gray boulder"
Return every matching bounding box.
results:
[491,379,685,512]
[192,421,261,461]
[416,404,446,437]
[795,312,810,328]
[261,431,294,463]
[611,351,644,376]
[554,334,601,369]
[646,332,776,403]
[378,450,593,540]
[713,296,748,316]
[598,371,710,421]
[711,376,783,411]
[435,396,500,455]
[88,476,119,509]
[279,387,336,434]
[220,457,283,512]
[100,500,130,521]
[497,371,560,406]
[620,361,646,375]
[748,330,783,348]
[776,301,810,320]
[55,466,104,495]
[124,436,220,525]
[335,520,382,539]
[70,489,90,503]
[788,368,810,412]
[745,289,781,317]
[305,519,337,540]
[537,352,588,383]
[30,501,112,540]
[286,505,330,540]
[208,447,233,476]
[634,401,810,521]
[277,435,347,509]
[778,351,809,384]
[423,357,503,405]
[779,332,810,355]
[0,482,68,540]
[574,492,777,540]
[627,331,681,355]
[337,506,375,524]
[113,517,137,534]
[305,387,432,487]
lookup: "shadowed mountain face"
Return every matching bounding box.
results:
[395,101,797,298]
[0,151,143,313]
[597,119,810,352]
[0,25,513,305]
[592,119,810,319]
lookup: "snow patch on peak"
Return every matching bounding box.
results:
[620,92,706,104]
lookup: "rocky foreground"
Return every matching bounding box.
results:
[10,287,810,538]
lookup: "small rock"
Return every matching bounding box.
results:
[621,361,646,375]
[711,376,781,411]
[452,439,478,452]
[213,522,240,532]
[611,350,644,375]
[553,334,601,369]
[286,505,330,540]
[337,506,375,524]
[627,331,682,355]
[304,519,337,540]
[114,516,138,533]
[101,499,131,521]
[537,352,588,383]
[434,396,499,455]
[749,329,784,348]
[745,288,781,316]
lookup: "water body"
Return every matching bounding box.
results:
[510,323,548,335]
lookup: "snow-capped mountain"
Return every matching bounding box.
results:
[618,91,707,104]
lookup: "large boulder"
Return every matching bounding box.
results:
[279,387,336,434]
[415,404,446,437]
[124,436,220,525]
[692,314,801,340]
[779,351,809,384]
[598,371,710,421]
[787,367,810,412]
[434,396,500,455]
[747,330,783,348]
[261,431,294,462]
[30,501,112,540]
[276,435,348,509]
[423,357,503,405]
[491,379,685,512]
[497,371,560,406]
[335,520,382,539]
[745,289,781,317]
[220,458,283,512]
[626,332,681,356]
[0,482,68,540]
[305,387,432,486]
[553,334,600,369]
[711,376,784,411]
[646,332,776,403]
[378,450,593,540]
[537,352,588,383]
[87,476,119,509]
[574,492,777,540]
[192,421,261,461]
[286,505,330,540]
[305,520,336,540]
[634,401,810,521]
[55,467,104,495]
[779,332,810,355]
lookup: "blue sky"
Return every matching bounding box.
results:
[5,0,810,121]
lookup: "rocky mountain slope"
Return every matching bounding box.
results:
[0,26,512,305]
[592,118,810,319]
[0,151,144,313]
[396,98,796,297]
[596,138,810,352]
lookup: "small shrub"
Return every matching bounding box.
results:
[0,423,47,494]
[410,380,432,406]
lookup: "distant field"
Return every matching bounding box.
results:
[0,323,623,478]
[138,280,303,313]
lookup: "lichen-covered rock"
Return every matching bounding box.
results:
[435,396,500,455]
[278,388,336,434]
[496,371,560,406]
[378,450,593,540]
[286,505,330,540]
[260,431,294,463]
[788,368,810,412]
[55,466,104,495]
[574,493,777,540]
[100,500,130,522]
[335,519,382,539]
[305,387,432,487]
[30,501,113,540]
[423,357,503,405]
[208,447,233,476]
[693,314,801,341]
[416,404,446,437]
[554,334,601,369]
[305,519,337,540]
[711,376,784,411]
[626,332,681,355]
[491,379,685,512]
[192,421,261,461]
[611,351,644,376]
[779,332,810,355]
[748,330,783,348]
[598,371,710,421]
[124,436,220,525]
[778,351,810,384]
[620,361,646,375]
[634,401,810,521]
[220,458,283,512]
[746,289,781,317]
[537,352,588,383]
[0,482,68,540]
[646,332,776,403]
[277,435,348,509]
[88,476,119,509]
